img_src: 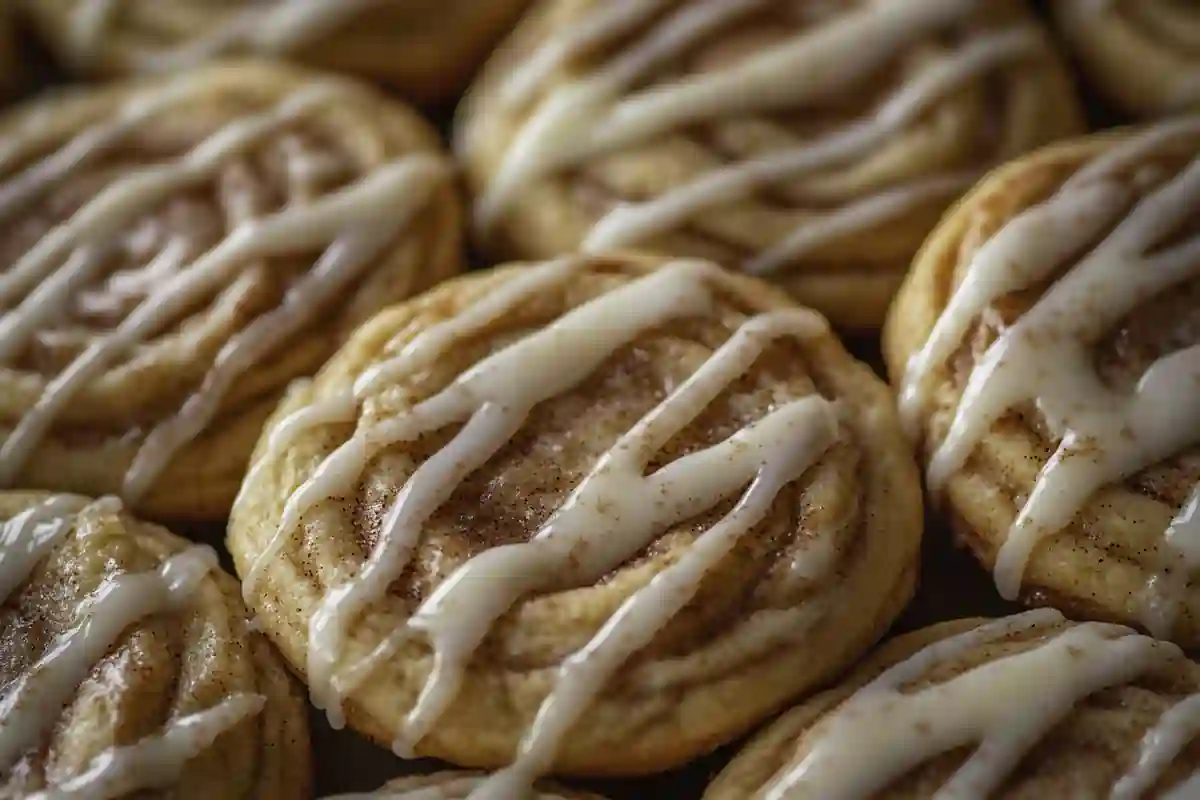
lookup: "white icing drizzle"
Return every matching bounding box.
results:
[0,506,218,773]
[898,116,1200,607]
[1163,770,1200,800]
[69,0,387,70]
[580,26,1041,258]
[0,74,235,300]
[232,380,352,513]
[252,258,841,796]
[742,172,977,277]
[0,73,450,505]
[477,0,1044,278]
[495,0,674,110]
[122,154,447,504]
[1059,0,1200,112]
[26,693,265,800]
[0,496,265,797]
[1112,692,1200,800]
[476,0,773,181]
[763,610,1187,800]
[472,394,837,799]
[240,256,591,598]
[1144,483,1200,640]
[0,493,90,602]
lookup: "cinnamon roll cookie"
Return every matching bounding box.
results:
[228,254,922,791]
[1054,0,1200,119]
[0,491,309,798]
[456,0,1084,330]
[329,772,605,799]
[885,117,1200,644]
[18,0,533,104]
[0,61,462,520]
[706,610,1200,799]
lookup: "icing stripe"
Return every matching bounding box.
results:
[395,310,834,757]
[0,75,449,503]
[581,28,1043,266]
[251,258,841,797]
[69,0,391,70]
[0,82,344,314]
[1113,693,1200,800]
[1144,484,1200,639]
[496,0,675,110]
[763,611,1182,800]
[478,0,994,233]
[0,496,265,798]
[899,117,1200,613]
[122,154,449,503]
[0,517,218,771]
[475,0,1054,281]
[26,693,265,800]
[473,393,837,798]
[302,260,729,726]
[0,493,91,602]
[1164,771,1200,800]
[743,173,977,277]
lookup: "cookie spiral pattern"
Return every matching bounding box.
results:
[886,117,1200,644]
[0,491,308,798]
[1054,0,1200,118]
[458,0,1083,329]
[707,610,1200,799]
[0,62,462,519]
[18,0,533,103]
[229,254,922,794]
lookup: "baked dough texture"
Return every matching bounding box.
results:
[457,0,1083,330]
[228,253,922,784]
[0,490,310,799]
[1054,0,1200,119]
[706,612,1200,799]
[18,0,533,104]
[0,61,463,521]
[885,120,1200,645]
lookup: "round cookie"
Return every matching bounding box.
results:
[707,610,1200,798]
[18,0,533,104]
[0,61,463,520]
[885,117,1200,644]
[457,0,1083,329]
[228,253,923,791]
[0,490,310,798]
[1054,0,1200,119]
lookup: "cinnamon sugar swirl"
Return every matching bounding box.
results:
[0,62,462,520]
[885,117,1200,644]
[1054,0,1200,119]
[706,610,1200,799]
[17,0,533,103]
[456,0,1083,330]
[227,254,922,791]
[0,490,309,798]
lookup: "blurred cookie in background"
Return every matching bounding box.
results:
[457,0,1084,331]
[17,0,534,104]
[1053,0,1199,119]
